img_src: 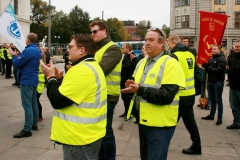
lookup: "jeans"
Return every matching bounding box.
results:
[138,124,175,160]
[200,81,211,106]
[99,101,117,160]
[20,85,38,132]
[178,95,201,148]
[229,89,240,126]
[63,139,102,160]
[208,81,224,120]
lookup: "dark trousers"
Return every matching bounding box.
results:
[139,124,176,160]
[0,58,2,72]
[178,95,201,148]
[5,60,12,78]
[121,93,133,115]
[13,66,18,83]
[99,101,117,160]
[1,58,5,74]
[37,92,42,118]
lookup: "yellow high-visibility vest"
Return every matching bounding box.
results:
[174,51,195,96]
[51,60,107,145]
[94,41,122,96]
[127,55,185,127]
[37,64,45,93]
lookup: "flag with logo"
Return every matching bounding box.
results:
[0,4,25,52]
[197,11,228,64]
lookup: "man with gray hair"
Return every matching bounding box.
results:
[119,42,135,118]
[8,33,42,138]
[167,35,202,155]
[121,28,185,160]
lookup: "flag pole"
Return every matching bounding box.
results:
[0,0,13,16]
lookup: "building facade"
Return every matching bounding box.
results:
[170,0,240,51]
[0,0,31,44]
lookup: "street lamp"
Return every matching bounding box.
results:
[54,36,60,47]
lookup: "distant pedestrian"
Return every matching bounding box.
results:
[8,33,41,138]
[201,45,227,126]
[226,39,240,130]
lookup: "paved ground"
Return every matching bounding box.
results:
[0,63,240,160]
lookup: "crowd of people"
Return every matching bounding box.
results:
[1,20,240,160]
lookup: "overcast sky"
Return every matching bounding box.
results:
[50,0,170,28]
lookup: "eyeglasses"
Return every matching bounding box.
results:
[90,29,101,35]
[147,28,164,38]
[68,45,83,50]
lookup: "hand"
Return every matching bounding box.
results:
[54,67,64,79]
[40,60,55,78]
[125,79,135,88]
[120,83,140,93]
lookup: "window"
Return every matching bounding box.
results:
[182,0,190,6]
[235,12,240,28]
[215,12,226,14]
[181,15,190,28]
[175,16,181,28]
[236,0,240,4]
[14,0,18,15]
[215,0,226,4]
[175,0,180,7]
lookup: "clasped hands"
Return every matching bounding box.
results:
[120,79,140,93]
[40,60,64,80]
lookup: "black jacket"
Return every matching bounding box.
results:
[121,54,135,89]
[202,52,227,82]
[170,43,202,95]
[228,51,240,90]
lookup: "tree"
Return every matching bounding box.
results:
[162,27,170,38]
[135,20,151,40]
[30,0,49,40]
[105,18,125,42]
[68,5,90,34]
[51,11,74,44]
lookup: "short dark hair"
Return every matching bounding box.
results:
[27,33,38,43]
[89,20,109,34]
[70,34,97,55]
[181,36,189,41]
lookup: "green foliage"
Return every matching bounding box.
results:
[135,20,152,40]
[30,0,153,43]
[162,27,170,38]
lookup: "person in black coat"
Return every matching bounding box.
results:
[226,39,240,129]
[201,45,227,126]
[119,43,136,118]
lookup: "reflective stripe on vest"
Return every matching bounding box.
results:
[94,41,122,96]
[72,63,107,109]
[127,55,182,127]
[174,51,195,96]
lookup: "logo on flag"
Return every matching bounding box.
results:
[197,11,228,64]
[0,4,25,52]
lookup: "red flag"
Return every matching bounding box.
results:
[197,11,228,64]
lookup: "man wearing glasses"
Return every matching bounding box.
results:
[121,28,185,160]
[40,34,107,160]
[89,20,122,160]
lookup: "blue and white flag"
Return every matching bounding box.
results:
[0,4,25,52]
